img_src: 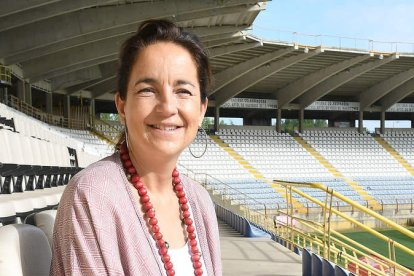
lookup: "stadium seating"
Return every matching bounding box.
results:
[381,129,414,167]
[0,224,52,276]
[301,129,409,178]
[178,130,287,210]
[217,128,332,179]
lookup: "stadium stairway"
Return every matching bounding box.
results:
[374,136,414,176]
[218,218,302,276]
[293,136,382,210]
[210,135,305,211]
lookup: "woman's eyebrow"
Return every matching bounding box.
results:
[175,80,195,88]
[134,77,157,86]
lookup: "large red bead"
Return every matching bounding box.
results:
[182,210,190,219]
[193,261,202,269]
[176,191,186,198]
[149,218,158,225]
[154,232,163,240]
[138,187,147,196]
[191,254,200,262]
[131,175,140,183]
[190,239,197,247]
[157,239,166,248]
[172,170,179,177]
[184,218,193,226]
[173,177,181,184]
[143,202,153,211]
[152,225,160,233]
[191,245,199,254]
[187,225,195,233]
[167,269,175,276]
[188,232,196,240]
[146,210,155,218]
[128,167,137,174]
[133,181,144,190]
[164,261,173,270]
[195,268,203,275]
[174,183,183,192]
[179,197,187,204]
[162,254,171,263]
[181,204,189,211]
[124,160,132,168]
[159,247,168,255]
[121,153,129,160]
[140,195,150,203]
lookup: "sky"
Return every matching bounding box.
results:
[237,0,414,131]
[251,0,414,53]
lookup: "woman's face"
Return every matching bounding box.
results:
[116,42,208,159]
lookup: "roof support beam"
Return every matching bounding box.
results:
[89,77,118,98]
[0,0,114,32]
[381,78,414,111]
[0,0,60,18]
[210,47,294,95]
[0,0,258,59]
[51,66,103,91]
[276,54,370,108]
[359,68,414,110]
[51,61,117,91]
[298,55,397,108]
[203,37,243,48]
[22,33,129,81]
[215,48,322,107]
[29,54,118,83]
[22,27,243,82]
[208,42,261,58]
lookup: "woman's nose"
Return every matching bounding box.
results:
[155,88,178,115]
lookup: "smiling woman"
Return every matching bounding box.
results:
[50,20,221,276]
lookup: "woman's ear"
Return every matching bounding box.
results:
[115,92,126,125]
[198,98,208,126]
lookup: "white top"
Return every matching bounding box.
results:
[149,192,207,276]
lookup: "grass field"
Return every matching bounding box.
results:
[341,227,414,269]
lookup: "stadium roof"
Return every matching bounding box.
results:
[1,0,414,116]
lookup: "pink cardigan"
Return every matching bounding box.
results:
[50,154,222,275]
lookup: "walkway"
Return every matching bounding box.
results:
[219,219,302,276]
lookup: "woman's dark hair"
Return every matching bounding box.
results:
[117,19,211,102]
[115,19,211,150]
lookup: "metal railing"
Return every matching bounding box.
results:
[271,180,414,276]
[6,95,86,129]
[0,65,12,85]
[251,26,414,54]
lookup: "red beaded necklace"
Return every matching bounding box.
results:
[119,142,203,276]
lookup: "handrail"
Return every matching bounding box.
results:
[0,65,12,85]
[176,163,276,219]
[273,179,414,275]
[6,95,86,129]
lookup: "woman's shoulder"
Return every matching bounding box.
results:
[62,153,125,202]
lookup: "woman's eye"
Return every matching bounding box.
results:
[137,88,155,94]
[177,89,192,96]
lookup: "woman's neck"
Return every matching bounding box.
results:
[128,149,178,195]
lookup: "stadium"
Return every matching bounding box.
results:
[0,1,414,275]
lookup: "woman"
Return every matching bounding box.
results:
[50,20,222,276]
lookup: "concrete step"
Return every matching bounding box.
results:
[220,227,302,276]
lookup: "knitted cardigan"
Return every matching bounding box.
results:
[50,153,222,276]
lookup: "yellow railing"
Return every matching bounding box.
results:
[7,95,86,129]
[270,180,414,276]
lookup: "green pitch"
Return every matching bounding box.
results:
[341,227,414,269]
